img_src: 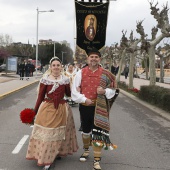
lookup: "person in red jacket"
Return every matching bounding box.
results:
[26,57,78,170]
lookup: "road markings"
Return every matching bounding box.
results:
[12,135,29,154]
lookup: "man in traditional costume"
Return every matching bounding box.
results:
[71,48,119,170]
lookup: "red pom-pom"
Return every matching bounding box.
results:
[20,108,36,125]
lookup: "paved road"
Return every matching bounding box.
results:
[0,84,170,170]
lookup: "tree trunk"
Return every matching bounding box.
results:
[148,46,156,85]
[159,56,164,83]
[128,53,135,89]
[144,56,149,80]
[117,49,126,83]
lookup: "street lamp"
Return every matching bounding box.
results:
[54,41,56,57]
[61,51,67,64]
[35,7,54,77]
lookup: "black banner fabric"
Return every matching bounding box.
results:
[75,1,109,54]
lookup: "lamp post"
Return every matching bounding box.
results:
[36,7,54,77]
[61,51,67,64]
[54,41,56,57]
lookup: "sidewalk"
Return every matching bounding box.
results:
[0,72,169,121]
[0,72,42,99]
[120,75,170,90]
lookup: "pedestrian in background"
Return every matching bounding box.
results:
[18,60,25,80]
[25,61,31,80]
[115,64,119,76]
[111,63,116,75]
[30,63,35,77]
[64,63,77,106]
[124,64,129,79]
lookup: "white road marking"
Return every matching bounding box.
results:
[30,125,33,128]
[12,135,29,154]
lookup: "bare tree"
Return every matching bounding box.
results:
[0,34,13,47]
[0,48,10,60]
[127,31,141,89]
[116,30,129,82]
[163,42,170,64]
[136,1,170,85]
[19,44,35,58]
[155,46,164,82]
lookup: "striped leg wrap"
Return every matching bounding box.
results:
[93,145,102,170]
[80,134,91,162]
[82,134,91,149]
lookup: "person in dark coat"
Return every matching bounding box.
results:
[25,61,32,80]
[30,63,35,77]
[124,64,129,79]
[115,65,119,75]
[111,63,116,75]
[18,61,25,80]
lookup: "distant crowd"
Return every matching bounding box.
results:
[17,60,35,80]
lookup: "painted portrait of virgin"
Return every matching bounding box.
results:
[84,15,97,41]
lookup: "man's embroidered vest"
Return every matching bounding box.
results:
[81,66,103,100]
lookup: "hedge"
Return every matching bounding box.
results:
[118,81,170,113]
[138,85,170,112]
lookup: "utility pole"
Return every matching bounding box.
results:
[61,51,67,64]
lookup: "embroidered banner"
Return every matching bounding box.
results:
[75,0,110,54]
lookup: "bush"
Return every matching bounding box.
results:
[118,81,128,90]
[118,81,140,96]
[138,85,170,112]
[118,82,170,112]
[162,93,170,111]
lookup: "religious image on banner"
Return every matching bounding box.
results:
[84,15,97,41]
[75,0,110,54]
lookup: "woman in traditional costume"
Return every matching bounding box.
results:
[64,63,77,106]
[64,63,76,89]
[26,57,79,170]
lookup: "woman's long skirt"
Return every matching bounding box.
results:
[26,101,79,166]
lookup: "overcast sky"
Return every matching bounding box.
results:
[0,0,169,50]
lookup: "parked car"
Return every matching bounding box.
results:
[0,64,6,72]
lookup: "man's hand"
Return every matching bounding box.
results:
[85,98,94,105]
[97,86,106,95]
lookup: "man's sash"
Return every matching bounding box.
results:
[94,69,117,131]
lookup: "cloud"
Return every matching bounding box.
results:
[0,0,169,50]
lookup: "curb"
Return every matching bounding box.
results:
[0,80,39,100]
[120,89,170,121]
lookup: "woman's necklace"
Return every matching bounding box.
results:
[52,74,61,79]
